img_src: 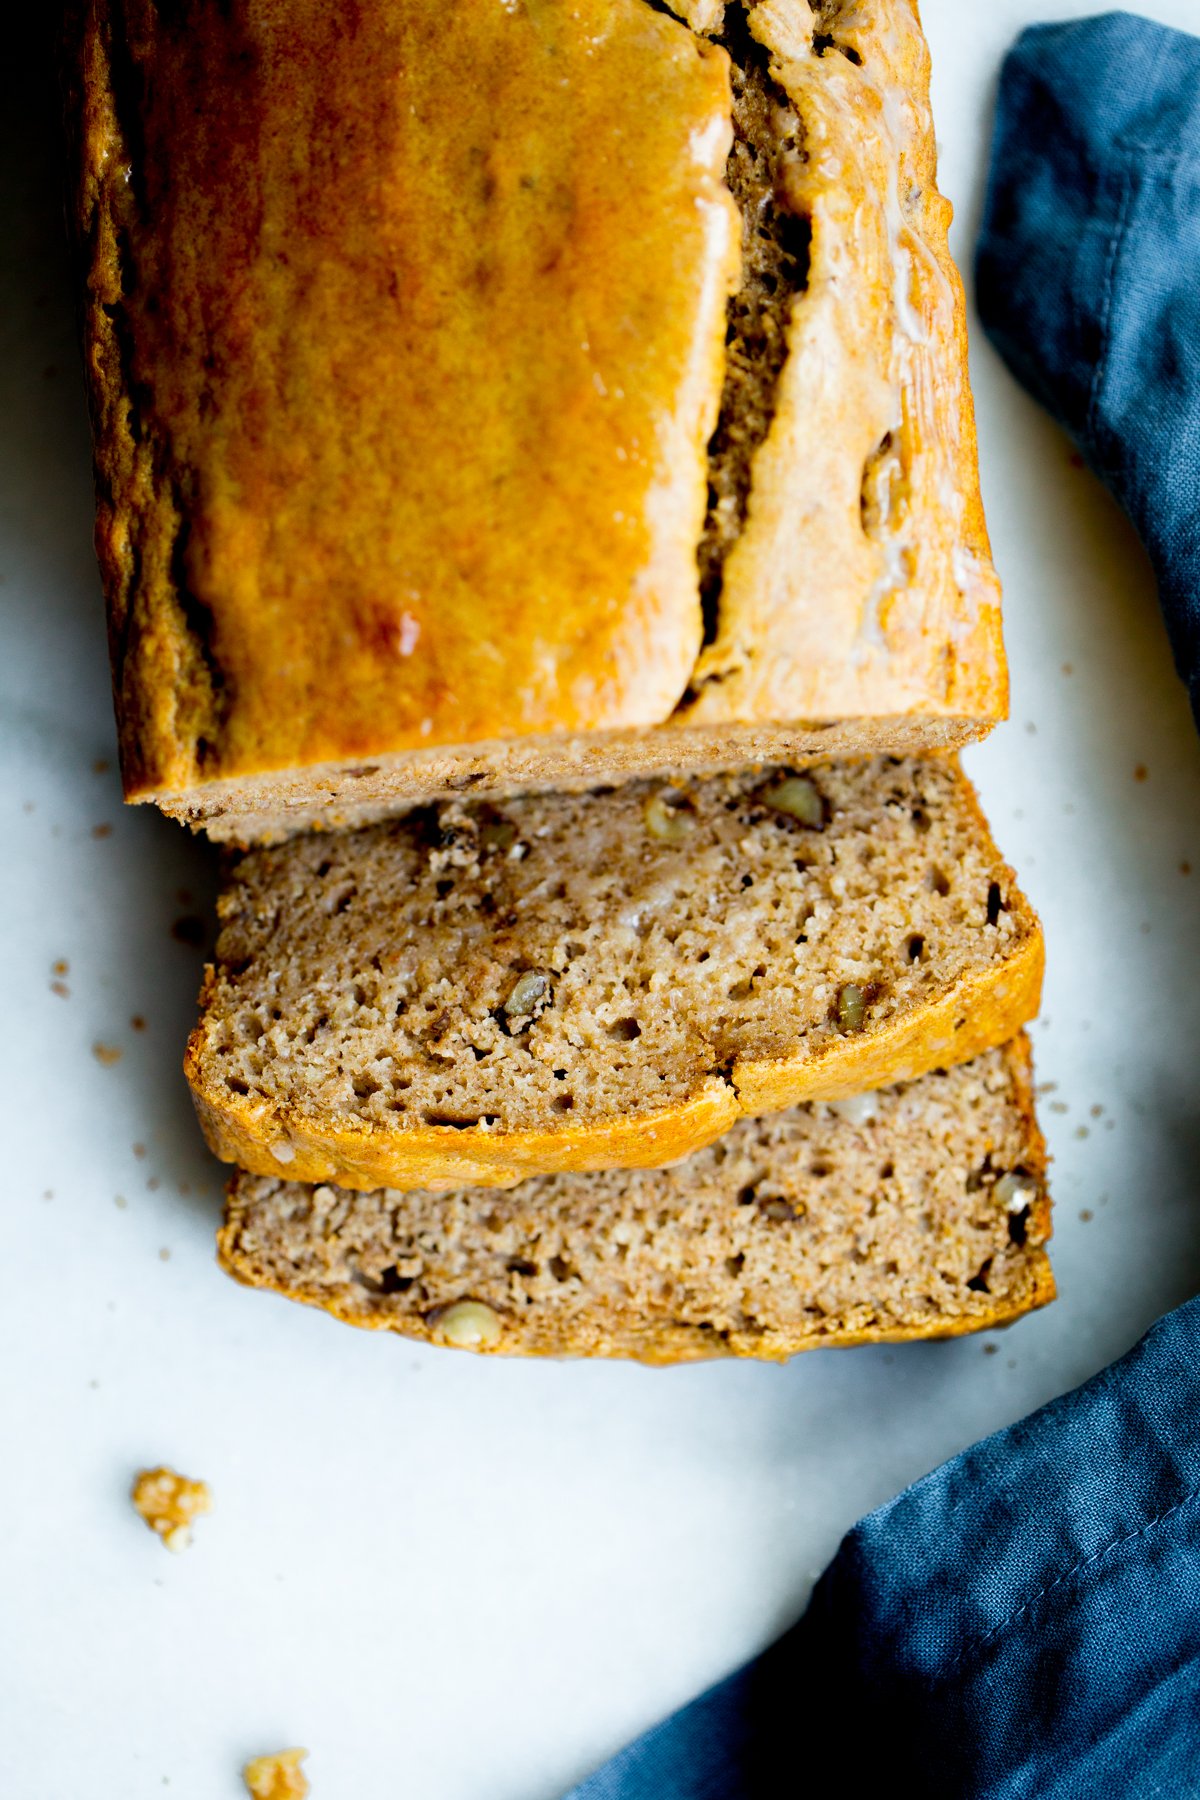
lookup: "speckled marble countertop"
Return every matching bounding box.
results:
[3,5,1199,1795]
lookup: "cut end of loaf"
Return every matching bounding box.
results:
[217,1040,1054,1364]
[142,714,994,844]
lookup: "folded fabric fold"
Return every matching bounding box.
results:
[976,12,1200,722]
[568,1299,1200,1798]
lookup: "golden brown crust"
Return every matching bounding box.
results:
[188,1069,743,1196]
[70,0,1006,842]
[216,1038,1055,1364]
[73,0,737,794]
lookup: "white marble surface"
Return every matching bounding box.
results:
[3,5,1200,1795]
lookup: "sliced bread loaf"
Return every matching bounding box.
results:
[71,0,1004,844]
[218,1039,1054,1364]
[187,757,1042,1191]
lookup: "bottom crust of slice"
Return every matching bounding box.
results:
[218,1038,1054,1365]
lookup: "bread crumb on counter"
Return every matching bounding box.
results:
[131,1466,213,1552]
[243,1748,310,1797]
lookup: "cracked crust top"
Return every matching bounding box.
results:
[67,0,1006,841]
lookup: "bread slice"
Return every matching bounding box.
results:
[69,0,1004,844]
[186,757,1043,1192]
[218,1039,1054,1364]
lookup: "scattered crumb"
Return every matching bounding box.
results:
[1074,1126,1089,1140]
[93,1043,123,1067]
[158,1246,171,1260]
[1048,1101,1069,1115]
[52,958,69,976]
[93,757,110,774]
[131,1015,147,1031]
[92,822,113,839]
[1036,1081,1058,1096]
[148,1176,162,1192]
[983,1343,998,1356]
[89,1379,100,1389]
[1182,862,1192,877]
[1090,1104,1104,1118]
[1134,764,1148,782]
[42,1189,53,1202]
[114,1194,128,1209]
[1104,1118,1115,1131]
[22,801,33,813]
[1024,721,1037,735]
[1061,662,1073,676]
[243,1750,310,1799]
[51,981,69,999]
[131,1467,213,1552]
[171,915,205,948]
[1080,1209,1094,1223]
[133,1143,147,1159]
[178,1181,192,1196]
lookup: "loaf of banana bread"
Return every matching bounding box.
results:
[68,0,1005,842]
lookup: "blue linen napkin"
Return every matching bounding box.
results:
[569,1299,1200,1799]
[977,11,1200,718]
[568,14,1200,1795]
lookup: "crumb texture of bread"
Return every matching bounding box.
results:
[131,1466,213,1552]
[243,1749,309,1800]
[219,1041,1054,1364]
[68,0,1005,842]
[186,758,1043,1191]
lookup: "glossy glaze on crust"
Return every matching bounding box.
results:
[72,0,736,789]
[68,0,1007,841]
[217,1039,1054,1365]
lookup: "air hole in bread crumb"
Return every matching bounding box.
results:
[928,866,951,896]
[906,934,925,962]
[377,1265,413,1294]
[966,1260,993,1293]
[607,1017,642,1042]
[987,882,1004,926]
[552,1093,575,1113]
